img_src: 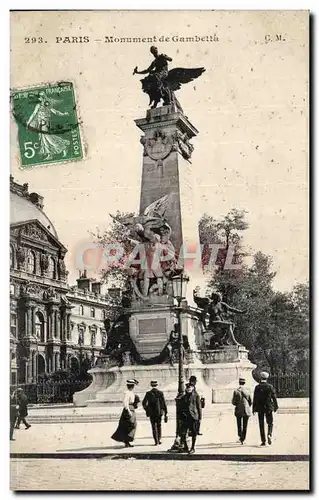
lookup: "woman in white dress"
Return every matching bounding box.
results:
[26,92,70,160]
[111,379,139,448]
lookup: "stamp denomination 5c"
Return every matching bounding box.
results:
[11,81,83,167]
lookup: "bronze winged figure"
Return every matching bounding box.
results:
[133,46,205,112]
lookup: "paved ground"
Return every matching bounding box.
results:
[10,459,309,491]
[26,398,309,424]
[10,405,309,491]
[10,411,309,456]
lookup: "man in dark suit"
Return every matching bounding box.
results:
[189,375,205,435]
[253,371,278,446]
[15,388,31,430]
[142,381,168,445]
[179,383,202,454]
[10,391,18,441]
[232,377,252,444]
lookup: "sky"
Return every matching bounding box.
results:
[10,10,308,291]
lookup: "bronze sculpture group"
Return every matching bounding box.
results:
[193,288,246,347]
[133,46,205,112]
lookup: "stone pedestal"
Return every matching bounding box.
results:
[73,347,256,407]
[129,296,175,359]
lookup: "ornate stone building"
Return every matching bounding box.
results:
[10,177,109,385]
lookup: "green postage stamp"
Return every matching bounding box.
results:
[11,81,83,167]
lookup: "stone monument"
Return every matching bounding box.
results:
[74,47,255,407]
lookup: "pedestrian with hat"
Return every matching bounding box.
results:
[15,388,31,430]
[142,381,168,445]
[231,377,252,444]
[10,390,18,441]
[111,379,139,448]
[179,383,202,454]
[253,371,278,446]
[188,375,205,436]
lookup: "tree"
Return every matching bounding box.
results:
[200,208,309,374]
[199,209,248,273]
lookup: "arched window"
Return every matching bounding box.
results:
[27,250,36,274]
[48,257,56,279]
[35,311,45,342]
[79,305,84,316]
[90,307,95,318]
[102,309,108,320]
[10,245,14,268]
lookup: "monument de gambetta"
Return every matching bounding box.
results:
[74,47,255,407]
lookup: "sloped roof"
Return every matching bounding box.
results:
[10,191,58,239]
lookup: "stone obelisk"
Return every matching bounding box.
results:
[129,103,203,359]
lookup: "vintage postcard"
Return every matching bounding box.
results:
[10,10,309,492]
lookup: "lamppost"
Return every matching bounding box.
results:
[168,272,190,452]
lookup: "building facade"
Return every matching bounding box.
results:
[10,177,110,385]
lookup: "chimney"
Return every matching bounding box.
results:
[77,270,91,291]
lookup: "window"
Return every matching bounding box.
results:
[35,312,45,342]
[10,313,17,338]
[79,305,84,316]
[90,307,95,318]
[11,371,17,385]
[48,257,56,279]
[102,309,107,320]
[78,328,84,346]
[27,251,36,274]
[92,283,101,294]
[10,246,14,268]
[10,284,15,295]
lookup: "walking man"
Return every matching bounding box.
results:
[142,381,168,445]
[15,388,31,430]
[10,391,18,441]
[179,383,202,454]
[253,371,278,446]
[232,377,252,444]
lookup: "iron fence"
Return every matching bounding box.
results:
[10,379,92,405]
[267,372,309,398]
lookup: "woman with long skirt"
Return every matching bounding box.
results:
[111,379,139,448]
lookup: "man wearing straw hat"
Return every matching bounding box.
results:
[253,371,278,446]
[142,381,168,446]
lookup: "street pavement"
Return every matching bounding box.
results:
[10,459,309,491]
[10,407,309,491]
[10,409,309,457]
[26,397,309,424]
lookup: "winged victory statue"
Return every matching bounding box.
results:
[133,46,205,112]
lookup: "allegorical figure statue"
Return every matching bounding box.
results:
[133,46,205,111]
[193,289,246,347]
[111,195,179,300]
[27,92,70,161]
